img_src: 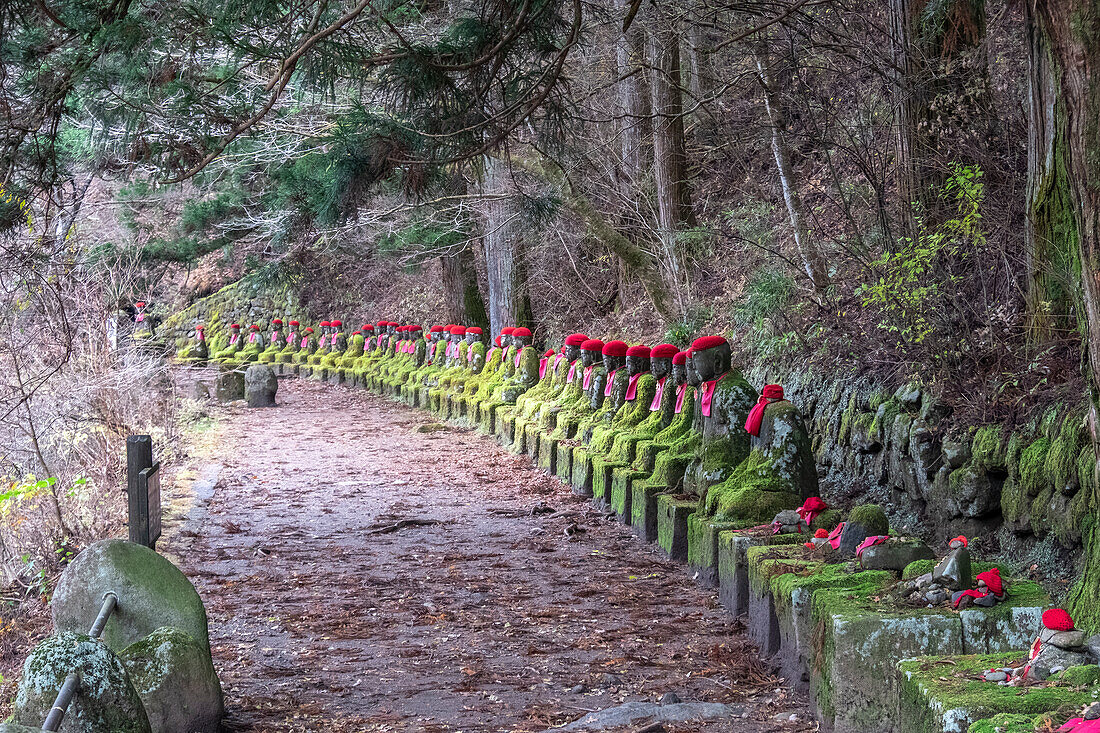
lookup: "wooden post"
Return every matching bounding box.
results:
[126,435,154,547]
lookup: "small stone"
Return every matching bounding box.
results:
[1048,630,1087,649]
[659,692,681,705]
[973,594,997,607]
[983,670,1007,682]
[924,589,947,604]
[570,684,587,694]
[1083,702,1100,720]
[914,572,934,588]
[599,673,621,687]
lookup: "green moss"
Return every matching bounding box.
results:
[1053,664,1100,686]
[812,509,842,532]
[1018,438,1051,499]
[1047,412,1087,493]
[1067,518,1100,633]
[970,426,1005,470]
[966,713,1054,733]
[869,400,903,444]
[702,450,800,522]
[899,652,1094,732]
[839,393,857,445]
[847,504,889,534]
[903,559,934,580]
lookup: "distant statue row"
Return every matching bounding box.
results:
[179,317,821,545]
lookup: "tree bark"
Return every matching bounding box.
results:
[1024,0,1078,342]
[481,157,532,335]
[440,244,489,330]
[616,24,651,184]
[754,48,828,293]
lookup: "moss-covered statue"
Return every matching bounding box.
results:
[428,326,469,411]
[315,320,348,380]
[257,318,286,364]
[399,325,444,402]
[384,325,421,396]
[443,327,486,420]
[213,323,244,362]
[552,338,611,484]
[275,320,301,364]
[629,351,703,540]
[418,325,463,405]
[178,324,209,364]
[133,300,155,338]
[591,342,680,511]
[467,328,516,423]
[357,320,391,387]
[455,331,509,426]
[701,383,819,525]
[481,327,538,436]
[573,342,652,498]
[516,333,587,457]
[238,323,265,362]
[304,321,332,372]
[500,346,557,450]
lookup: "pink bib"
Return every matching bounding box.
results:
[650,377,667,411]
[625,372,644,401]
[604,370,618,397]
[567,362,577,383]
[583,366,595,390]
[675,384,688,414]
[538,358,549,379]
[700,373,727,418]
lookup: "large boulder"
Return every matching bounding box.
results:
[13,632,151,733]
[120,628,223,733]
[244,364,277,407]
[52,540,211,656]
[214,367,245,402]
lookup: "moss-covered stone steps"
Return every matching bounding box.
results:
[897,653,1094,733]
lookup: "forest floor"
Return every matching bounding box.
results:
[147,377,816,731]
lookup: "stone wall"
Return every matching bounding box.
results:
[747,363,1092,587]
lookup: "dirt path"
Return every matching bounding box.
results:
[164,378,814,732]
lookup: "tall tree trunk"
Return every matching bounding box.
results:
[616,24,651,185]
[440,244,489,330]
[890,0,989,228]
[482,157,531,335]
[648,21,695,315]
[1035,0,1100,632]
[1024,0,1079,343]
[754,48,828,293]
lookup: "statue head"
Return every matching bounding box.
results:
[500,327,516,348]
[466,327,483,345]
[602,340,628,372]
[331,319,343,332]
[625,344,651,376]
[271,318,283,332]
[319,320,332,335]
[512,327,533,348]
[194,324,205,340]
[386,322,397,335]
[429,325,444,342]
[672,351,688,385]
[650,343,677,381]
[686,349,702,387]
[450,326,467,343]
[689,335,732,382]
[580,339,604,368]
[230,323,241,333]
[563,333,587,363]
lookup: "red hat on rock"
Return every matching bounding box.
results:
[602,340,629,357]
[304,327,314,333]
[450,326,467,335]
[407,324,422,332]
[565,333,588,347]
[581,338,605,352]
[672,351,688,365]
[501,327,516,336]
[466,327,483,335]
[1043,608,1075,631]
[320,321,331,327]
[332,320,342,327]
[651,343,678,359]
[813,528,829,538]
[976,568,1004,597]
[289,320,299,326]
[272,318,283,325]
[230,323,240,329]
[512,327,532,338]
[248,323,260,330]
[195,325,204,330]
[626,344,651,358]
[362,324,374,331]
[691,335,728,352]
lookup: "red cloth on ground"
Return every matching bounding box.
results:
[745,384,785,436]
[796,496,827,525]
[650,377,667,411]
[953,589,988,608]
[700,373,728,417]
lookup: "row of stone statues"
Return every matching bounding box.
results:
[180,317,821,539]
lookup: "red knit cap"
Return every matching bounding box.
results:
[272,318,283,325]
[289,320,299,326]
[332,320,342,327]
[976,568,1004,596]
[407,325,422,332]
[195,325,204,330]
[626,344,650,358]
[304,327,314,333]
[230,323,240,329]
[512,327,532,338]
[814,528,829,538]
[501,327,516,336]
[352,331,361,336]
[430,325,445,333]
[450,325,467,335]
[564,333,588,347]
[135,301,145,307]
[691,335,728,352]
[466,326,483,335]
[651,343,678,359]
[544,349,556,357]
[1042,608,1075,631]
[320,321,331,327]
[494,336,502,347]
[581,338,605,352]
[672,351,688,365]
[602,340,628,357]
[377,320,387,328]
[397,325,407,332]
[248,324,260,330]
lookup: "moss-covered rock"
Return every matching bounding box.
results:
[52,540,212,656]
[13,632,151,733]
[120,627,223,733]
